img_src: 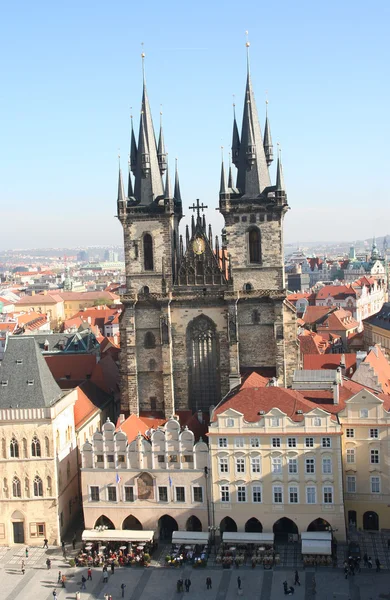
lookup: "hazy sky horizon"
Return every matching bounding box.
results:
[0,0,389,251]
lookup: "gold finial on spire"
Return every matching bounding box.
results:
[245,31,250,74]
[141,42,146,81]
[245,30,250,48]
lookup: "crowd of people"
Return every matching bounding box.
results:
[75,540,156,568]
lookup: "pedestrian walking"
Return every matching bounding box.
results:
[25,548,29,559]
[363,553,368,566]
[206,577,212,590]
[344,566,348,580]
[103,569,108,583]
[121,583,126,598]
[375,558,381,572]
[111,563,115,575]
[81,575,86,590]
[72,534,77,550]
[87,567,92,580]
[185,578,191,592]
[46,558,51,569]
[52,591,57,599]
[61,574,66,588]
[237,577,242,590]
[58,571,62,583]
[21,560,25,575]
[368,556,373,569]
[61,540,65,552]
[294,571,300,586]
[43,538,48,549]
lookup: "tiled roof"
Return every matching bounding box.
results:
[299,331,328,355]
[303,353,357,373]
[58,291,119,301]
[16,293,64,305]
[363,345,390,393]
[316,285,356,300]
[302,306,334,324]
[74,381,112,429]
[63,307,121,332]
[317,309,359,332]
[32,330,99,353]
[364,302,390,332]
[45,354,97,384]
[90,354,120,394]
[116,414,166,442]
[299,378,390,413]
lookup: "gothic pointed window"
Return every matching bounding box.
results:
[187,315,220,411]
[144,332,156,349]
[33,476,43,497]
[31,436,41,457]
[248,227,261,263]
[143,234,154,271]
[10,437,19,458]
[12,477,21,498]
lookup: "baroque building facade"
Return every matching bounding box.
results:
[117,48,299,418]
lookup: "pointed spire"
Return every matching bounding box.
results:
[235,35,271,196]
[220,150,227,194]
[179,234,184,258]
[202,213,206,232]
[263,100,274,166]
[275,144,285,192]
[231,101,240,168]
[191,215,196,237]
[117,156,126,214]
[133,50,164,205]
[174,158,182,203]
[164,159,173,198]
[127,159,134,197]
[130,113,137,175]
[228,152,234,189]
[157,109,167,175]
[208,224,213,247]
[186,224,190,247]
[215,235,220,259]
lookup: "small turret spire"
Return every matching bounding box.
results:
[263,99,274,166]
[139,110,150,176]
[208,224,213,247]
[117,155,126,214]
[127,156,134,197]
[130,113,137,174]
[228,152,234,189]
[157,109,167,175]
[191,214,196,237]
[231,100,240,168]
[174,158,182,203]
[219,148,227,194]
[164,158,173,199]
[275,144,285,192]
[186,224,190,246]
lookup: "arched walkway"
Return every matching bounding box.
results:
[363,511,379,531]
[94,515,115,530]
[245,517,263,533]
[158,515,178,541]
[122,515,143,531]
[273,517,298,541]
[307,518,331,532]
[220,517,237,534]
[186,515,202,532]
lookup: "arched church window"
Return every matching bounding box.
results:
[187,315,220,411]
[10,437,19,458]
[143,234,154,271]
[33,476,43,497]
[244,283,253,292]
[12,477,21,498]
[142,285,150,295]
[144,332,156,349]
[248,227,261,263]
[31,436,41,457]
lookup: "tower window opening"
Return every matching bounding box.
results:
[143,234,154,271]
[248,227,261,263]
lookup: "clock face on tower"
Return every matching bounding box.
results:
[192,236,205,255]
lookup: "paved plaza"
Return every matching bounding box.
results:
[0,543,390,600]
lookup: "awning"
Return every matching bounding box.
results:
[222,532,274,544]
[81,530,154,543]
[301,539,331,555]
[172,531,209,545]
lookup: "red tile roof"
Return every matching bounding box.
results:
[116,414,166,442]
[316,285,356,300]
[363,345,390,393]
[302,306,334,324]
[299,331,329,355]
[74,387,100,429]
[58,291,119,301]
[45,354,97,384]
[303,353,357,373]
[63,307,121,332]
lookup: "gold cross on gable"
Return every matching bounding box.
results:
[189,199,208,219]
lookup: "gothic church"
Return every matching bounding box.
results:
[117,47,299,418]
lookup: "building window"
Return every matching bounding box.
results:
[169,455,178,463]
[289,486,298,503]
[272,456,282,474]
[158,486,168,502]
[322,437,331,448]
[251,457,261,473]
[183,455,193,463]
[371,476,380,493]
[322,458,332,474]
[250,437,260,448]
[107,486,117,502]
[272,437,281,448]
[143,234,154,271]
[252,486,262,503]
[305,437,314,448]
[305,458,315,474]
[360,409,368,418]
[237,486,246,502]
[270,417,280,428]
[370,429,379,439]
[187,314,220,411]
[226,418,234,427]
[313,417,322,427]
[218,438,227,448]
[193,487,203,503]
[346,428,354,438]
[10,437,19,458]
[31,436,41,457]
[370,449,379,464]
[288,457,298,474]
[118,455,125,463]
[37,523,45,537]
[221,485,230,503]
[175,487,185,502]
[236,458,245,473]
[287,438,296,448]
[347,476,356,493]
[234,437,244,448]
[96,455,104,463]
[346,448,355,463]
[248,227,261,263]
[33,476,43,497]
[306,486,316,504]
[323,486,333,504]
[12,476,21,498]
[273,486,283,503]
[144,332,156,349]
[124,486,135,502]
[90,486,100,502]
[107,455,114,464]
[219,458,229,473]
[157,455,165,463]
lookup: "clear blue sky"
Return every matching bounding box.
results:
[0,0,389,250]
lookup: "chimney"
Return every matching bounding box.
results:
[118,413,126,424]
[197,410,203,424]
[332,383,339,405]
[339,354,346,376]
